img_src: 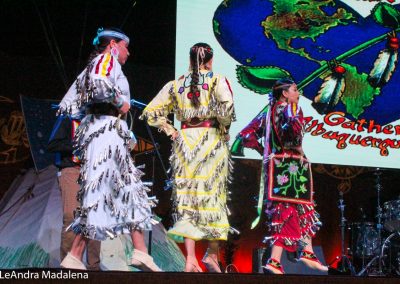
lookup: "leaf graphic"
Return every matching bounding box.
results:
[213,19,221,36]
[230,136,244,157]
[299,176,308,182]
[236,65,292,94]
[340,63,381,119]
[372,2,400,29]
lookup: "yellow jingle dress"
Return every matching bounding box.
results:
[141,70,235,242]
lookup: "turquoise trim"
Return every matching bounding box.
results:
[0,243,49,268]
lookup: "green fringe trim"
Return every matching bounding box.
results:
[0,243,49,268]
[123,235,185,272]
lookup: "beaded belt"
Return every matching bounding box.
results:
[181,118,218,129]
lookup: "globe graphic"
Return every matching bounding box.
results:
[213,0,400,125]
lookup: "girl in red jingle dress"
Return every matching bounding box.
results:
[238,79,327,274]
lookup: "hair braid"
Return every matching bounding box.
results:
[83,50,100,91]
[190,60,201,108]
[189,42,214,108]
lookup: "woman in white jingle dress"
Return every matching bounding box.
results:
[59,27,160,271]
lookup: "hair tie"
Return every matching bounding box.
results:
[92,27,104,46]
[196,47,206,74]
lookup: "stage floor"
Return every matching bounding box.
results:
[1,269,399,283]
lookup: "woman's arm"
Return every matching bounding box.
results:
[214,76,235,132]
[90,54,130,113]
[140,81,177,136]
[237,112,266,155]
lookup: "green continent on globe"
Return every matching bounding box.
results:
[262,0,355,63]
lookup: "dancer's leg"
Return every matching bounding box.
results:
[202,240,221,272]
[299,236,328,271]
[263,245,285,274]
[184,238,202,272]
[270,245,284,262]
[130,230,161,271]
[131,230,147,253]
[69,234,89,260]
[60,234,88,270]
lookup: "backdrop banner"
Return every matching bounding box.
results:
[177,0,400,169]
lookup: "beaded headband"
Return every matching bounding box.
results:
[92,28,130,46]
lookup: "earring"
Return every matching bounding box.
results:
[111,47,119,58]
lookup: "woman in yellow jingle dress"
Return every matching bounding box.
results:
[141,43,235,272]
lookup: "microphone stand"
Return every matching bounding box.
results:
[336,191,356,275]
[356,168,386,276]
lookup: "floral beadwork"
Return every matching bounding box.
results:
[268,154,313,203]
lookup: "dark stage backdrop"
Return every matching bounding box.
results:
[1,0,400,273]
[0,0,176,195]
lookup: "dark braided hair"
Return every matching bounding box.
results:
[189,42,213,108]
[272,78,295,102]
[83,28,127,91]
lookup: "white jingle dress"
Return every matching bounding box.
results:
[58,52,155,241]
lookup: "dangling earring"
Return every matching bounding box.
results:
[111,46,119,59]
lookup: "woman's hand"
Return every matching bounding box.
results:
[119,101,130,114]
[171,130,179,140]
